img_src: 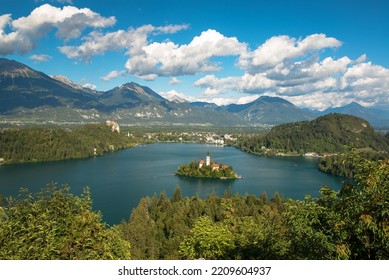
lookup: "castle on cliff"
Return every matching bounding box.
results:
[106,120,120,133]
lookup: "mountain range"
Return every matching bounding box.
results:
[1,58,388,127]
[319,102,389,128]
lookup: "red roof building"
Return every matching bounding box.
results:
[212,163,220,170]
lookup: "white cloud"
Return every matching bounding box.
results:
[238,33,342,72]
[240,73,277,92]
[195,73,276,95]
[193,33,389,110]
[284,92,348,110]
[12,4,116,41]
[59,24,189,62]
[100,70,127,82]
[0,14,11,30]
[341,62,389,90]
[0,14,21,55]
[159,90,193,102]
[158,89,260,106]
[35,0,74,4]
[59,25,246,80]
[280,61,389,110]
[169,77,181,85]
[195,75,242,95]
[29,54,52,62]
[195,60,389,110]
[195,34,348,96]
[0,4,115,55]
[82,83,97,90]
[124,29,247,79]
[155,24,190,34]
[235,95,261,104]
[196,94,261,106]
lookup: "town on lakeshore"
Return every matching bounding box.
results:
[175,152,241,179]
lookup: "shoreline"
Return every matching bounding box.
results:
[175,172,242,180]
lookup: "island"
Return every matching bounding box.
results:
[175,153,241,179]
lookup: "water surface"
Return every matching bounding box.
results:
[0,143,343,224]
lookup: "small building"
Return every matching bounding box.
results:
[199,160,205,168]
[304,152,320,158]
[212,163,220,171]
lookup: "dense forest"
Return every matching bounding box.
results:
[236,114,389,155]
[318,150,389,178]
[0,123,134,164]
[1,156,388,259]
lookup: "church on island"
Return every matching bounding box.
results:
[175,152,240,179]
[198,153,229,171]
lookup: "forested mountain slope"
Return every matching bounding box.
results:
[0,123,133,164]
[237,114,389,155]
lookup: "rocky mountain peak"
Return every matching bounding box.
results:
[51,75,85,90]
[0,58,42,79]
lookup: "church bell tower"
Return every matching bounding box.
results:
[205,152,211,166]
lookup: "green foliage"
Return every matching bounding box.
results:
[340,158,389,259]
[232,203,289,260]
[179,216,235,259]
[117,189,287,260]
[236,114,389,155]
[0,123,134,164]
[283,195,340,259]
[284,158,389,259]
[318,154,357,178]
[318,150,388,178]
[0,184,131,260]
[176,161,238,179]
[125,198,158,259]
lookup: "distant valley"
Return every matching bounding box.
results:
[1,58,389,128]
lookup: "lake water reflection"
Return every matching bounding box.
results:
[0,143,344,224]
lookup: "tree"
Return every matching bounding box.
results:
[0,124,135,164]
[179,216,235,260]
[283,157,389,260]
[233,214,289,259]
[283,195,340,259]
[336,158,389,259]
[172,186,183,203]
[0,184,131,260]
[126,198,158,259]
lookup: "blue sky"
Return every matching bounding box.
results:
[1,0,389,110]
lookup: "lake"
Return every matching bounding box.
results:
[0,143,344,225]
